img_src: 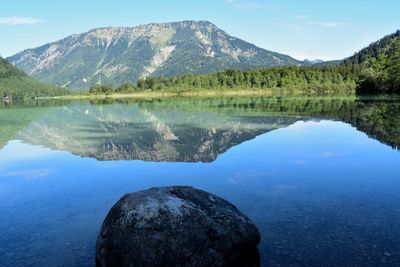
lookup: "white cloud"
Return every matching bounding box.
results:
[225,0,277,11]
[296,15,309,20]
[0,16,43,25]
[309,21,342,28]
[274,22,302,30]
[319,151,336,158]
[1,169,55,179]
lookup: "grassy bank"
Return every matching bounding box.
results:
[37,86,356,100]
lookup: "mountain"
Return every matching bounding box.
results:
[343,30,400,65]
[0,58,65,98]
[8,20,302,90]
[302,59,343,66]
[302,59,325,65]
[313,60,342,66]
[343,30,400,93]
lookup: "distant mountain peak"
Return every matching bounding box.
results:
[8,20,301,90]
[310,59,324,63]
[302,59,325,64]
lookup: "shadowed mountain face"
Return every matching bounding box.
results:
[0,58,63,97]
[8,21,301,90]
[2,96,399,162]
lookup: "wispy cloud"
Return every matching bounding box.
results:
[309,21,342,28]
[276,16,343,32]
[0,16,43,25]
[225,0,277,11]
[295,15,309,20]
[319,151,336,158]
[1,169,55,179]
[274,22,302,30]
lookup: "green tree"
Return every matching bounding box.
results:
[386,41,400,91]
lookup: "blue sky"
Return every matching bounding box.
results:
[0,0,399,60]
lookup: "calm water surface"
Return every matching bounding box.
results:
[1,96,400,266]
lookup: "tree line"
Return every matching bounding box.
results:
[89,65,361,94]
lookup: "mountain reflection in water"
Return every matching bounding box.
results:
[1,96,399,162]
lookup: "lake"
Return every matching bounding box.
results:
[1,95,400,266]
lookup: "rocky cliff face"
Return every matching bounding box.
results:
[8,21,301,89]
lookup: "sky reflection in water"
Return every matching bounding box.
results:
[1,97,400,266]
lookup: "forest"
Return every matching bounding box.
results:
[0,58,68,98]
[89,65,361,94]
[0,57,26,79]
[355,37,400,93]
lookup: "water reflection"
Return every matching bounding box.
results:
[1,96,399,161]
[16,105,298,162]
[1,96,400,267]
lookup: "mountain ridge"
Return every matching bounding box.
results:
[8,20,302,90]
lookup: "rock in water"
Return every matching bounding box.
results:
[96,186,260,267]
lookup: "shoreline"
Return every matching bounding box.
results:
[36,88,355,100]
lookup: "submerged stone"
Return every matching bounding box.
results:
[96,186,260,267]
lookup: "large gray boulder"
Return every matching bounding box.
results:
[96,186,260,267]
